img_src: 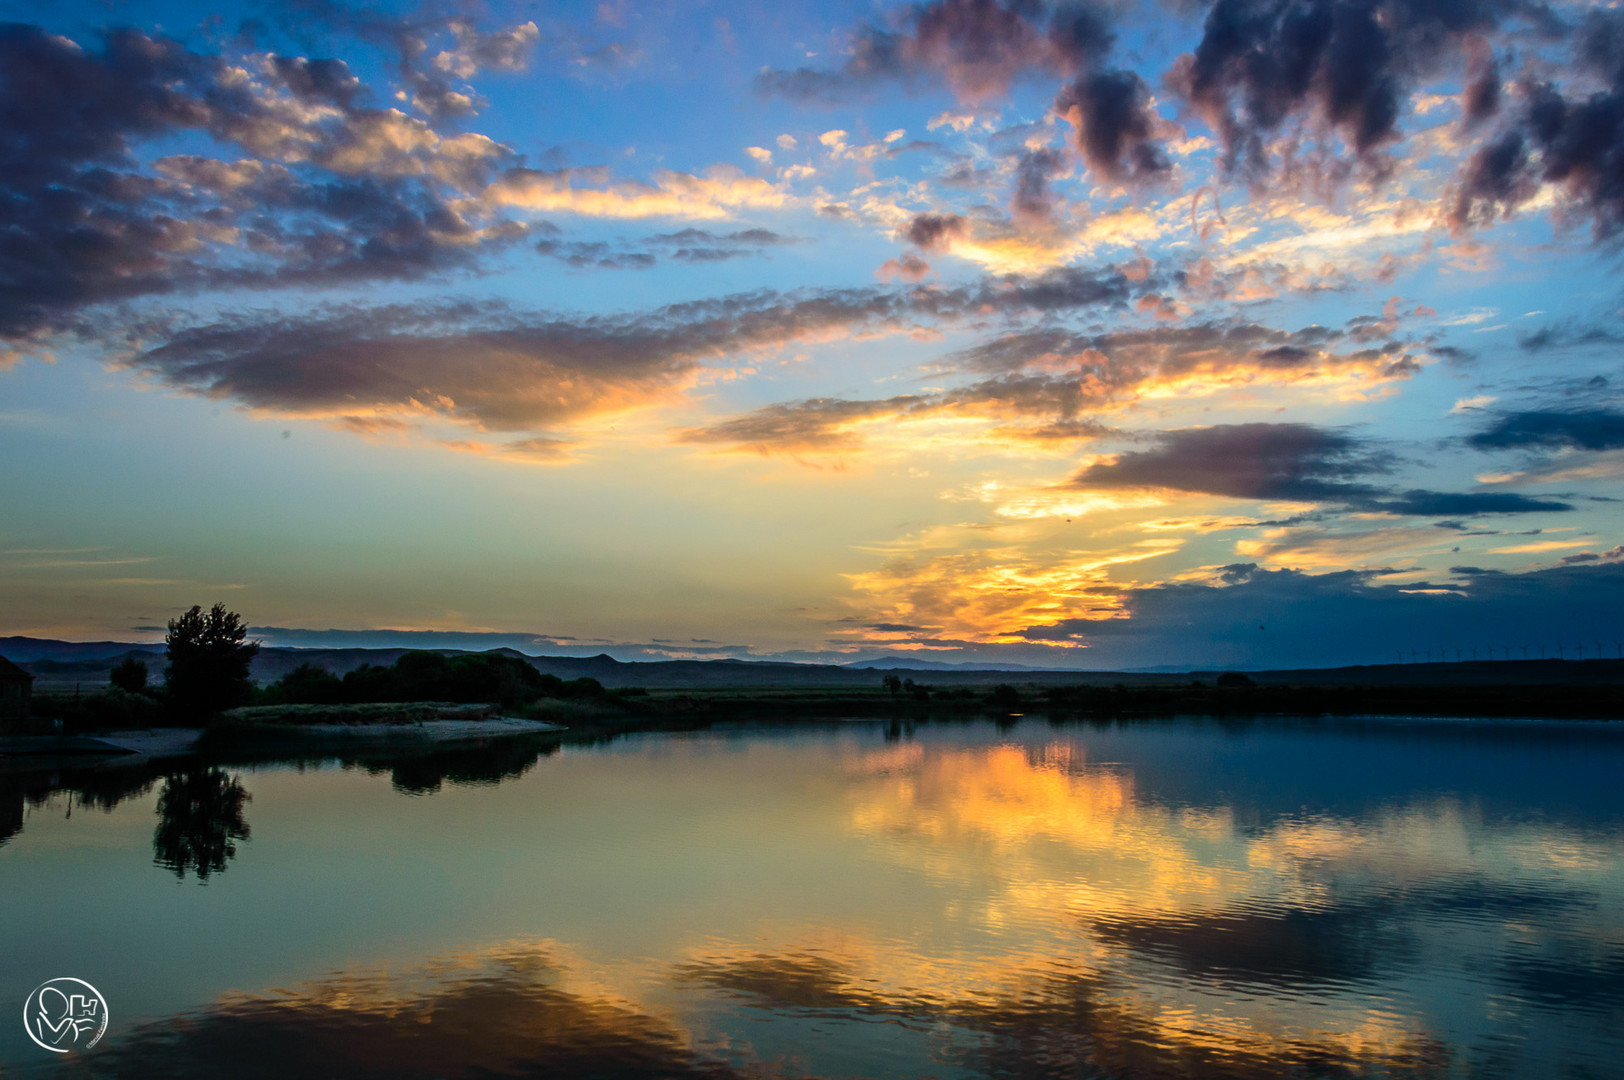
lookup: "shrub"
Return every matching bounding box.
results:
[110,656,149,694]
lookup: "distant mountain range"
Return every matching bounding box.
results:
[5,637,1622,691]
[841,655,1076,672]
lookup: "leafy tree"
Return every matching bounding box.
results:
[987,683,1023,709]
[165,604,259,721]
[110,656,149,694]
[883,674,902,695]
[268,662,344,704]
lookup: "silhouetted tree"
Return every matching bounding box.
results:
[164,604,259,721]
[883,674,902,695]
[152,769,251,881]
[110,656,148,694]
[269,662,344,704]
[987,683,1022,709]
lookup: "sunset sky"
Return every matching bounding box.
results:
[2,0,1622,668]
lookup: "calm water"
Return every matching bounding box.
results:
[2,717,1622,1079]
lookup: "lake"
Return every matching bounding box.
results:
[2,716,1622,1078]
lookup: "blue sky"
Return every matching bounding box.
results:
[1,0,1622,667]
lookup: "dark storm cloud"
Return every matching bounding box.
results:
[1069,422,1571,513]
[0,21,526,343]
[1467,409,1624,452]
[1167,0,1528,182]
[1449,10,1624,238]
[1055,69,1171,184]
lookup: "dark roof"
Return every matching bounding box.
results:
[0,655,33,683]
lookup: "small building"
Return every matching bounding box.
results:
[0,654,33,724]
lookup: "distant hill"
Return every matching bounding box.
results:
[843,655,1077,672]
[0,637,165,663]
[4,636,1623,691]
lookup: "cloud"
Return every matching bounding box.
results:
[1055,70,1170,185]
[877,254,933,282]
[900,212,971,252]
[1010,146,1068,224]
[1448,11,1624,239]
[1167,0,1521,184]
[534,239,657,270]
[124,268,1134,446]
[1068,422,1571,514]
[754,0,1113,106]
[677,396,925,454]
[1071,423,1393,503]
[647,227,798,263]
[1006,561,1624,667]
[483,164,789,220]
[1468,409,1624,452]
[1516,322,1624,352]
[0,22,537,344]
[686,316,1431,458]
[754,0,1168,188]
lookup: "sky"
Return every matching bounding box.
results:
[1,0,1622,669]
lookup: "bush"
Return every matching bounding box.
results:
[110,656,149,694]
[987,683,1023,708]
[44,689,165,731]
[318,652,596,708]
[267,662,346,704]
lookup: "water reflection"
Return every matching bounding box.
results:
[152,769,252,881]
[364,735,559,795]
[0,762,163,848]
[4,721,1622,1078]
[79,944,748,1080]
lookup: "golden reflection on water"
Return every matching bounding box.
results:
[821,739,1624,1075]
[16,729,1624,1079]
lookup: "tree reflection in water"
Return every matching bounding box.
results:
[152,768,251,881]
